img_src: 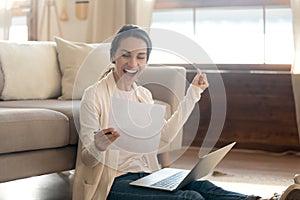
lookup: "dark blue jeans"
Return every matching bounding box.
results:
[107,172,259,200]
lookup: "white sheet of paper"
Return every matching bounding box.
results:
[108,97,166,153]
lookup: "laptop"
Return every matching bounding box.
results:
[130,142,236,191]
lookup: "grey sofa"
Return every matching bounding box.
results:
[0,39,186,183]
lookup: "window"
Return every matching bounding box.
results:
[265,8,293,64]
[195,7,264,64]
[9,13,28,41]
[150,9,195,64]
[150,1,294,65]
[0,0,35,41]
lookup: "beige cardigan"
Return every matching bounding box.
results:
[72,71,202,200]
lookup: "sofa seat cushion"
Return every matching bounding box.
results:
[0,108,69,154]
[0,99,80,145]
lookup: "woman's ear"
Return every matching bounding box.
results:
[111,55,116,64]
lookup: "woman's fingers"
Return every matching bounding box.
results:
[106,132,120,142]
[192,69,209,90]
[93,128,120,151]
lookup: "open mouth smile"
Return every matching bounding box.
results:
[123,68,139,76]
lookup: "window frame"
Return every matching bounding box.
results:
[154,0,290,9]
[9,0,38,41]
[153,0,292,72]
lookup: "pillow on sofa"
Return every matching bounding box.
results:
[0,41,61,100]
[55,37,110,100]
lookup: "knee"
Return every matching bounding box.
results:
[179,190,204,200]
[188,180,218,190]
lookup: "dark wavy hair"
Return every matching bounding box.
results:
[110,24,152,63]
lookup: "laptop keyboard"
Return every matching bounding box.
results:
[150,171,187,189]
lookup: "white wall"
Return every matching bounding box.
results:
[38,0,88,42]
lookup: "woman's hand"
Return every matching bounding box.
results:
[94,128,120,151]
[192,69,209,91]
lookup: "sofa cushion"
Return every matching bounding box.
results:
[0,41,61,100]
[0,108,69,154]
[0,146,76,183]
[55,37,110,100]
[0,100,80,145]
[138,66,186,114]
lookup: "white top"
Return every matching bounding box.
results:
[113,87,152,176]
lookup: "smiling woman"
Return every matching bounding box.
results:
[112,37,148,91]
[72,24,224,200]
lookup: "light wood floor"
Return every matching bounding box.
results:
[171,147,300,198]
[0,147,299,200]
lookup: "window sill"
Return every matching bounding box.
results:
[150,63,291,74]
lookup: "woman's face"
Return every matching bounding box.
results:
[112,37,148,90]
